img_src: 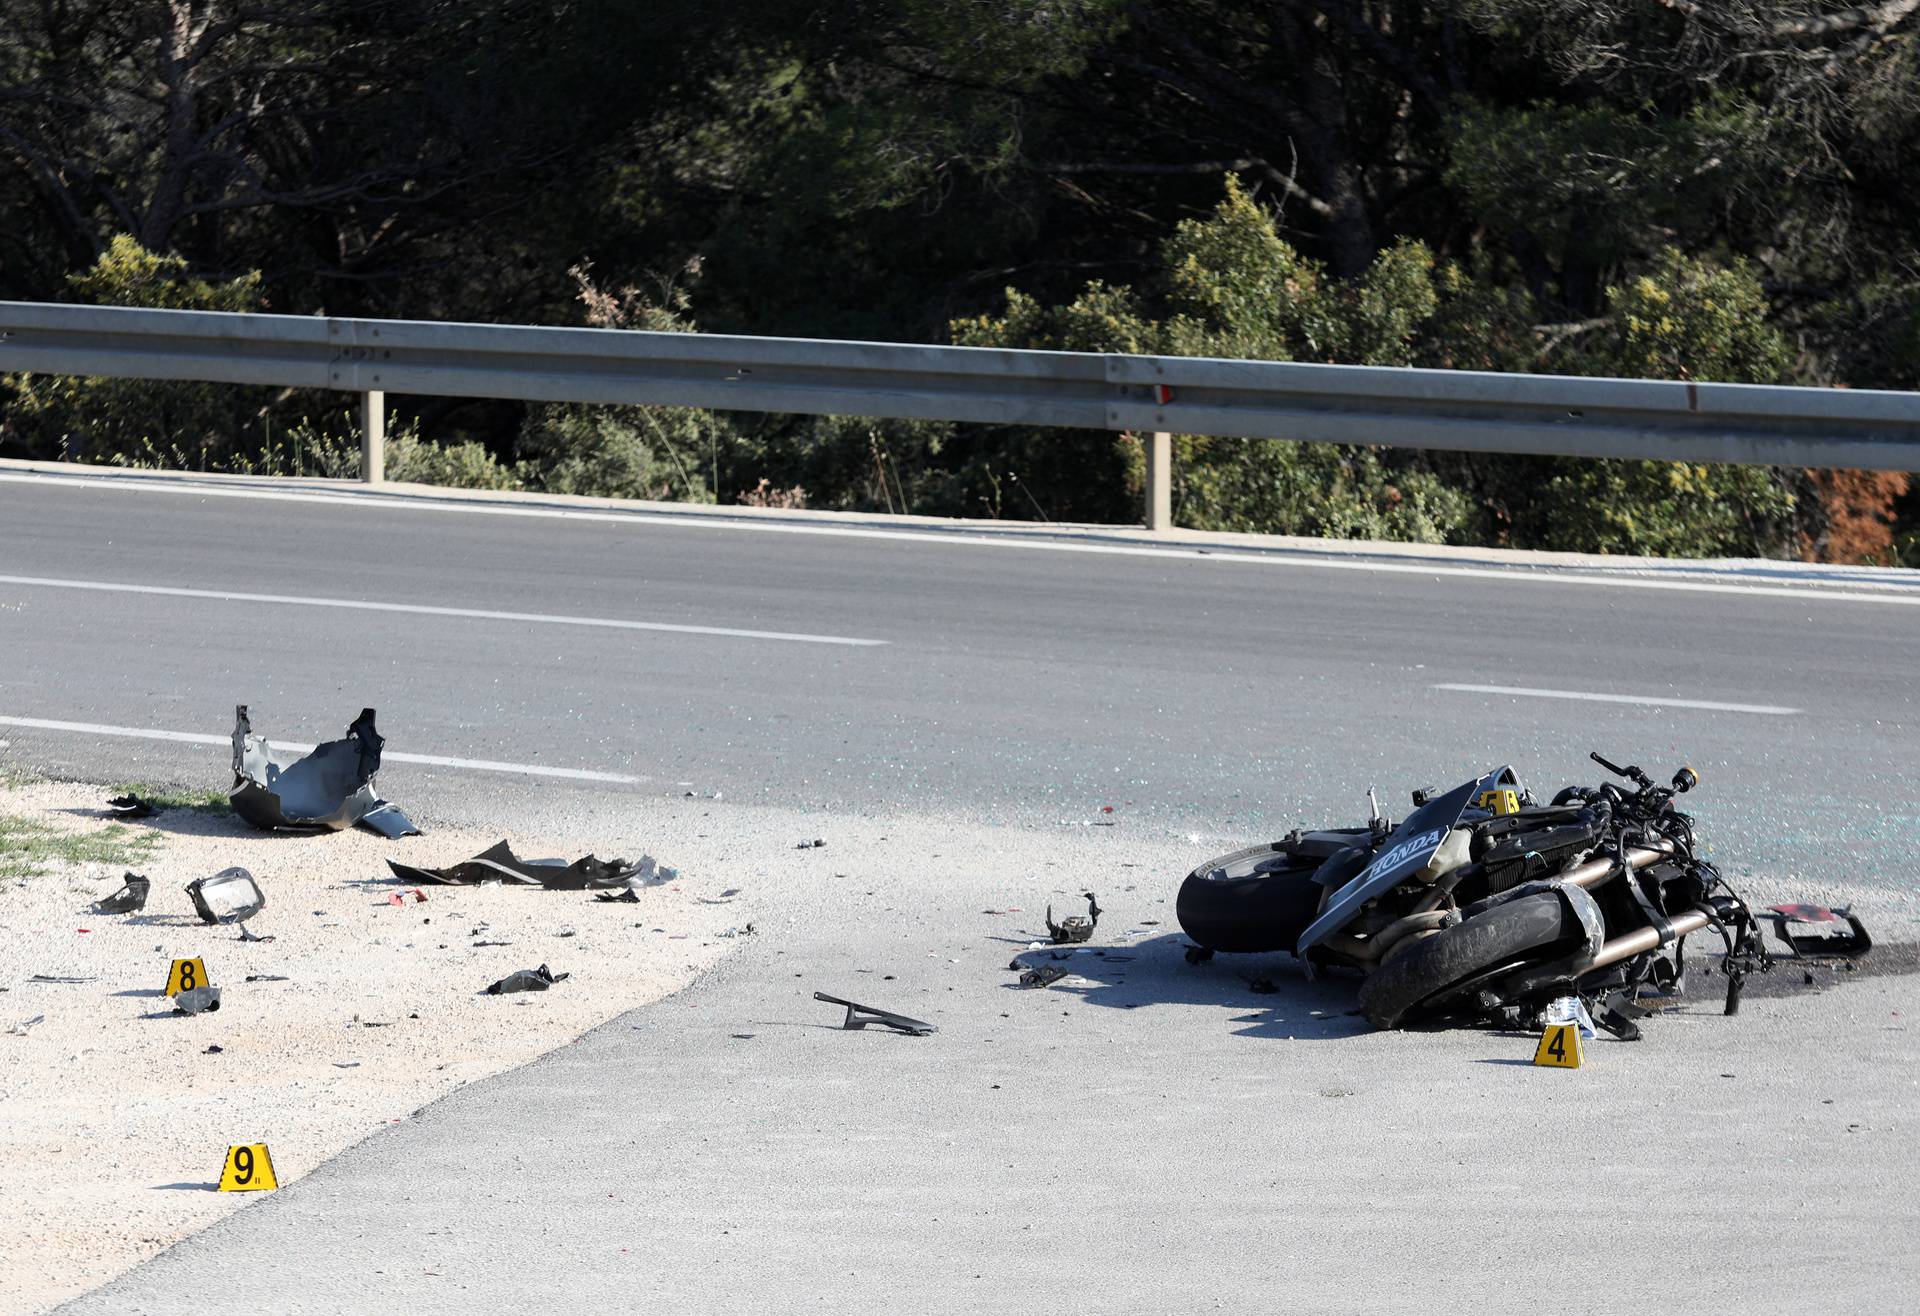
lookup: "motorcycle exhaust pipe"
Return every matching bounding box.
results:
[1585,907,1713,972]
[1558,840,1677,891]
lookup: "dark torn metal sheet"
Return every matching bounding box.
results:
[387,841,658,890]
[230,705,417,834]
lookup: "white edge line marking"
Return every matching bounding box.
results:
[1434,683,1802,716]
[0,716,645,784]
[3,469,1917,608]
[0,574,885,648]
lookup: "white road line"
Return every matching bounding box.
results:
[5,468,1919,608]
[1433,683,1801,716]
[0,715,645,784]
[0,574,885,648]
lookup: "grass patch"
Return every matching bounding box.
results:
[0,815,162,879]
[109,782,231,814]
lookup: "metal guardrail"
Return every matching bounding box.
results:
[4,300,1918,529]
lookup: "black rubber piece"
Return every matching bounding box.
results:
[1175,850,1324,954]
[1358,892,1584,1029]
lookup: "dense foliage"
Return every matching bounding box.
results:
[3,1,1916,560]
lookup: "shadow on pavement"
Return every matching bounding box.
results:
[1006,933,1372,1041]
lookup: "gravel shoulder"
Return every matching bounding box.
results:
[0,780,743,1316]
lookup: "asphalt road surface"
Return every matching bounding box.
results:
[3,468,1917,883]
[4,467,1918,1314]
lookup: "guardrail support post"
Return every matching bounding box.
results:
[361,389,385,484]
[1145,430,1172,531]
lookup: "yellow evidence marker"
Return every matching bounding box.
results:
[164,957,209,997]
[217,1144,278,1192]
[1532,1022,1583,1069]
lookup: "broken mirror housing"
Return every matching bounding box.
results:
[187,867,266,927]
[229,705,419,835]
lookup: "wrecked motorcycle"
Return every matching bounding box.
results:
[1176,753,1870,1035]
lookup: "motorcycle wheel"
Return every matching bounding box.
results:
[1175,846,1327,954]
[1357,892,1585,1029]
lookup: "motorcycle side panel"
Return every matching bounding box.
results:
[1295,768,1515,958]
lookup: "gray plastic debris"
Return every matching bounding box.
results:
[484,963,568,995]
[359,801,422,839]
[93,872,150,914]
[1019,965,1070,989]
[392,842,667,890]
[8,1014,46,1035]
[796,838,826,850]
[106,793,157,819]
[174,986,222,1014]
[186,867,268,940]
[229,705,417,835]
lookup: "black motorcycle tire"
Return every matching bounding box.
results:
[1175,852,1325,955]
[1357,892,1585,1030]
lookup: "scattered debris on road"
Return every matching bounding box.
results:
[186,867,268,940]
[1019,964,1070,989]
[29,974,97,984]
[91,872,150,915]
[105,793,157,819]
[484,963,569,995]
[1046,892,1101,944]
[385,889,428,907]
[796,838,826,849]
[814,991,936,1035]
[230,705,419,835]
[8,1014,45,1036]
[391,841,670,891]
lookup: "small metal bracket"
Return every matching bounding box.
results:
[814,992,936,1035]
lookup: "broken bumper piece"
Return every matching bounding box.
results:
[388,841,665,891]
[229,705,419,836]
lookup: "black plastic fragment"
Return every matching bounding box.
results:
[106,794,156,819]
[1019,965,1070,989]
[484,963,569,995]
[814,991,936,1035]
[93,872,150,914]
[1046,892,1101,944]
